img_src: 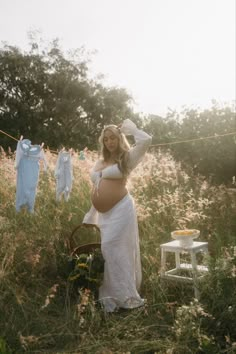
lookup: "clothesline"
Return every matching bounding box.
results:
[0,129,18,142]
[0,130,85,177]
[150,131,236,147]
[0,129,59,154]
[1,128,236,151]
[1,126,235,214]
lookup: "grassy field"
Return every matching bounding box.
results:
[0,148,236,354]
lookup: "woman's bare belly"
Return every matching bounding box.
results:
[91,179,128,213]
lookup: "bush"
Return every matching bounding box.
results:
[145,102,236,184]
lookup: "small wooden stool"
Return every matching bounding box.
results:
[160,240,208,299]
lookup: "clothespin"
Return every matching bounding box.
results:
[20,135,23,141]
[41,142,44,149]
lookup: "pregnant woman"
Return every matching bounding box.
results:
[83,119,152,312]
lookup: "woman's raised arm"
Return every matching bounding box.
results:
[120,119,152,171]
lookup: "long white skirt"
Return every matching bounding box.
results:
[83,194,144,312]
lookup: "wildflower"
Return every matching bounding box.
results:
[41,284,59,309]
[68,249,104,292]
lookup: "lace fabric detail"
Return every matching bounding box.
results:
[100,296,144,313]
[97,194,143,312]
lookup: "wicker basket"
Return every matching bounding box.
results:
[68,223,101,257]
[67,224,103,292]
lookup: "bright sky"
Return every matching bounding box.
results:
[0,0,235,116]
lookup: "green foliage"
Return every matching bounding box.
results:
[172,104,236,184]
[200,249,236,346]
[171,299,219,354]
[0,148,236,352]
[1,35,235,186]
[0,37,136,151]
[145,102,236,184]
[68,249,104,292]
[0,338,13,354]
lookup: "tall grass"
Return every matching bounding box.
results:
[0,148,236,353]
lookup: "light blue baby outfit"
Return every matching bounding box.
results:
[54,151,73,201]
[79,151,85,160]
[15,139,47,213]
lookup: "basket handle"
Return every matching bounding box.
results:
[67,223,100,252]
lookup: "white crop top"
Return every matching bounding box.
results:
[83,119,151,224]
[90,119,152,188]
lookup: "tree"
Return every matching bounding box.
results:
[176,103,236,184]
[144,103,236,184]
[0,37,136,151]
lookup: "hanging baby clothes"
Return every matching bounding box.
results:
[54,150,73,201]
[15,139,47,213]
[79,151,85,160]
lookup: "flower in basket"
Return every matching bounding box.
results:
[68,249,104,292]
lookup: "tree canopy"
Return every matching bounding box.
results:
[0,38,136,151]
[0,36,235,185]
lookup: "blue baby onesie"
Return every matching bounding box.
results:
[54,151,73,201]
[79,151,85,160]
[15,139,47,213]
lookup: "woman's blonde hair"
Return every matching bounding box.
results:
[99,125,131,176]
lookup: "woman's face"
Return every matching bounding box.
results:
[103,129,119,155]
